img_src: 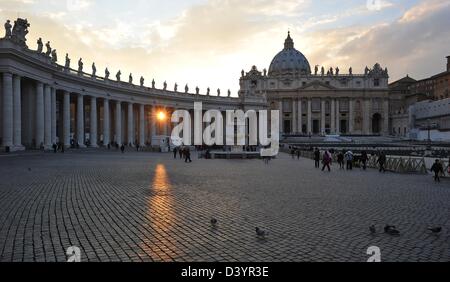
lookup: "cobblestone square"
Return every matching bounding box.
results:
[0,150,449,262]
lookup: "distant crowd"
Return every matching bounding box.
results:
[289,147,450,183]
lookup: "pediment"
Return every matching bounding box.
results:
[298,80,337,91]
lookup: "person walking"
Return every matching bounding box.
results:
[337,151,344,169]
[322,150,332,172]
[431,159,444,183]
[173,147,178,159]
[344,150,354,170]
[296,149,301,160]
[179,146,184,159]
[120,144,125,153]
[361,150,368,170]
[314,148,321,169]
[290,148,296,159]
[377,152,387,173]
[185,147,192,163]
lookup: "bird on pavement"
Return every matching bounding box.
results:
[384,225,400,236]
[428,227,442,234]
[210,218,218,227]
[369,225,376,234]
[255,227,267,238]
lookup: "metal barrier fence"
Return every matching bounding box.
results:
[284,147,450,175]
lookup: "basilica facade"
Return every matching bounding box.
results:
[239,32,390,136]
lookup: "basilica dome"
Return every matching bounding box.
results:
[268,32,311,76]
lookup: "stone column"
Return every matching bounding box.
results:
[331,99,336,134]
[363,99,371,135]
[103,99,110,146]
[336,99,340,134]
[44,85,52,148]
[321,99,326,135]
[278,101,283,134]
[90,96,98,147]
[151,106,157,138]
[13,75,24,150]
[127,103,134,145]
[63,91,71,147]
[76,93,85,147]
[162,106,168,136]
[292,100,297,134]
[348,99,354,134]
[2,73,13,149]
[383,99,389,135]
[139,104,145,147]
[307,99,312,134]
[35,82,45,148]
[115,101,122,145]
[297,99,302,133]
[51,88,57,144]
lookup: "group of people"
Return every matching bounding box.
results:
[173,146,192,163]
[306,148,389,173]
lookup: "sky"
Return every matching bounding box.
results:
[1,0,449,96]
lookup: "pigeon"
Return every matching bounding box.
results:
[255,227,267,237]
[28,168,32,172]
[369,225,376,234]
[210,218,218,227]
[384,225,400,236]
[428,227,442,234]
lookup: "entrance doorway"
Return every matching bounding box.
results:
[340,120,348,134]
[372,113,382,134]
[283,120,291,134]
[312,120,320,134]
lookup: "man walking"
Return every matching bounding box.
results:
[173,147,178,159]
[337,151,344,169]
[185,147,192,163]
[377,152,387,173]
[431,159,444,183]
[314,148,321,169]
[322,150,332,172]
[344,150,354,170]
[361,150,368,170]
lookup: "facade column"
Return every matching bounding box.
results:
[348,99,354,134]
[103,99,110,146]
[307,99,312,135]
[162,106,168,136]
[35,82,45,148]
[76,93,85,147]
[63,91,71,147]
[127,103,134,145]
[90,96,98,147]
[139,104,145,147]
[151,106,157,139]
[330,99,336,134]
[1,73,13,149]
[321,99,326,135]
[292,100,297,134]
[336,99,340,134]
[383,99,390,135]
[363,99,371,135]
[13,74,24,150]
[115,101,122,145]
[44,85,52,148]
[278,101,283,134]
[51,88,57,144]
[297,99,302,133]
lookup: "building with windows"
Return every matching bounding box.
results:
[239,32,390,136]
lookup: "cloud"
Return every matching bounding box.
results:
[0,0,449,95]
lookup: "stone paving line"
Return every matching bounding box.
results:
[0,150,449,262]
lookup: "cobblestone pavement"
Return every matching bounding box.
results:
[0,150,449,262]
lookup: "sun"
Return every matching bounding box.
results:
[157,111,167,121]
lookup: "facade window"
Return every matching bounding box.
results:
[374,79,380,87]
